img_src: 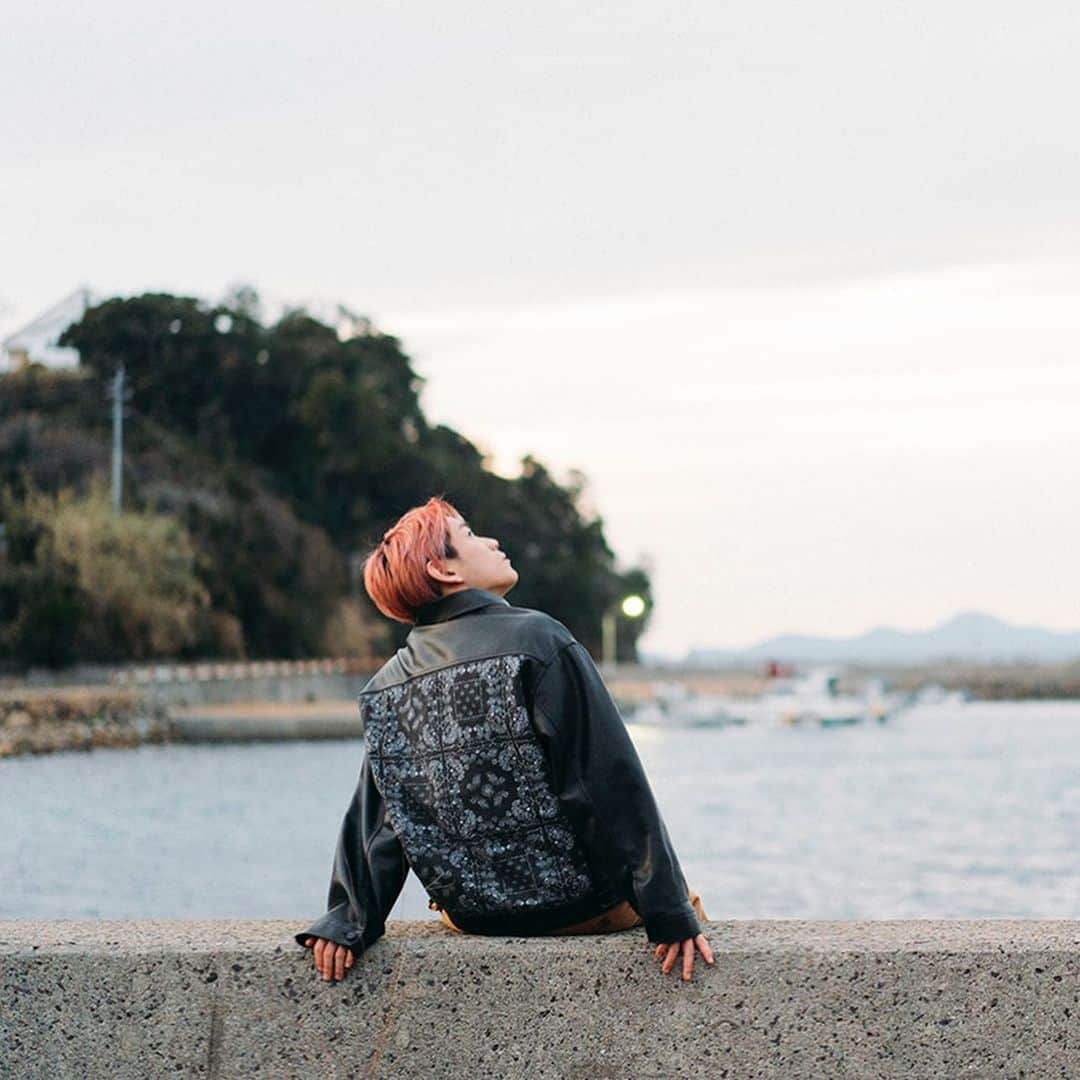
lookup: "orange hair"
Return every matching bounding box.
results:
[362,497,461,623]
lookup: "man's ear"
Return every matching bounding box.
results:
[425,558,462,586]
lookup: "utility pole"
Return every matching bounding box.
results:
[106,363,131,511]
[602,609,618,672]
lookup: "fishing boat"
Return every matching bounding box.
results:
[730,667,904,727]
[628,668,907,729]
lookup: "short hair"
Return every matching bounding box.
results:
[362,497,461,623]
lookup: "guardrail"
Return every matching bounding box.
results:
[109,657,379,685]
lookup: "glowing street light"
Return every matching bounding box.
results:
[602,593,646,671]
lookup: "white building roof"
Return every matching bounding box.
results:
[2,287,95,371]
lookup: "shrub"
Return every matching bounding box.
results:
[0,481,209,664]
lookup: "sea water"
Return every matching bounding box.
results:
[2,700,1078,922]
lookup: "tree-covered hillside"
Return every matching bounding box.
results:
[0,291,651,667]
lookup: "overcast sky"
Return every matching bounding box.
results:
[3,1,1079,655]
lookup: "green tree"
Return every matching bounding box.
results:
[0,481,208,663]
[42,290,656,662]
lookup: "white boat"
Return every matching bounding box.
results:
[628,682,746,728]
[640,668,908,728]
[912,683,970,707]
[735,667,907,727]
[626,667,908,729]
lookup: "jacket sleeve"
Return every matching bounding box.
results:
[294,752,409,955]
[532,641,701,945]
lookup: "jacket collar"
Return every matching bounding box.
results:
[414,587,510,626]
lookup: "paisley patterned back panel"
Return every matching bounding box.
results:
[361,654,596,915]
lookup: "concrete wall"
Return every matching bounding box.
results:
[132,671,376,708]
[16,659,379,708]
[3,920,1078,1078]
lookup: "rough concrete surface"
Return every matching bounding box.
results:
[2,920,1079,1078]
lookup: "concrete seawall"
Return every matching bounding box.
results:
[3,921,1078,1078]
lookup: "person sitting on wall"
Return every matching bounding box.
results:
[297,496,713,982]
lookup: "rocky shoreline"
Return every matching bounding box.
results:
[0,689,172,758]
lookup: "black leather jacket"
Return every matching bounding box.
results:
[296,588,700,953]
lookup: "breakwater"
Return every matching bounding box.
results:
[0,688,171,757]
[2,920,1078,1078]
[868,660,1080,701]
[5,657,1080,758]
[0,666,752,758]
[0,692,363,757]
[0,660,379,756]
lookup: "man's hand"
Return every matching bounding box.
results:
[302,936,355,982]
[654,933,714,981]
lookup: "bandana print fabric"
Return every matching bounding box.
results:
[361,654,596,916]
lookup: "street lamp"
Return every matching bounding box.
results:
[602,593,647,671]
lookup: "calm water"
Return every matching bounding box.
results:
[3,701,1080,923]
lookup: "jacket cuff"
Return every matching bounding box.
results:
[643,901,701,945]
[295,907,383,954]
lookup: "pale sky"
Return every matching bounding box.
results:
[3,1,1079,655]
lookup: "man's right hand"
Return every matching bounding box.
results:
[655,933,714,981]
[302,936,355,982]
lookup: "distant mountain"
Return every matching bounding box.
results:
[685,612,1080,665]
